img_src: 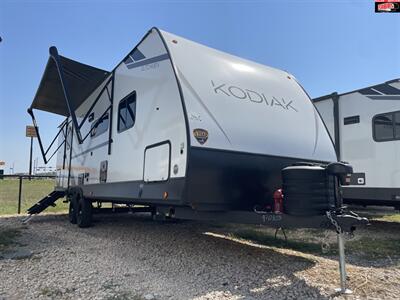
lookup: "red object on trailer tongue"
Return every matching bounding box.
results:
[273,189,284,214]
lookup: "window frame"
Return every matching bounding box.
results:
[117,91,137,133]
[372,110,400,142]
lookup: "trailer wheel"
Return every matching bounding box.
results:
[77,194,92,228]
[68,193,78,224]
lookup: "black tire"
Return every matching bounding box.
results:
[77,193,92,228]
[68,193,78,224]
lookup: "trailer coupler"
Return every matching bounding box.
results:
[325,210,369,234]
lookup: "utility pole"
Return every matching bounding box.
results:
[26,125,37,179]
[29,137,33,178]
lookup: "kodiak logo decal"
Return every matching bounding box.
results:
[193,128,208,145]
[211,80,298,112]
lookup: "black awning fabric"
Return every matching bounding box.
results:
[31,55,109,116]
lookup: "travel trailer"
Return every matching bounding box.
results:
[26,27,366,232]
[314,79,400,208]
[27,28,368,292]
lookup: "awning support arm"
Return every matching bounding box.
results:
[49,46,115,146]
[48,46,83,143]
[108,71,115,155]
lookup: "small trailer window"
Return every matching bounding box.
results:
[118,92,136,133]
[373,111,400,142]
[344,115,360,125]
[90,113,109,138]
[396,112,400,139]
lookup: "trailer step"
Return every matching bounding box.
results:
[27,190,66,215]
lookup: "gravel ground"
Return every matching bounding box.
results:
[0,213,399,300]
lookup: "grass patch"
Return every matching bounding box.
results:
[0,179,67,215]
[374,214,400,223]
[0,228,21,251]
[230,228,331,254]
[346,236,400,258]
[228,227,400,259]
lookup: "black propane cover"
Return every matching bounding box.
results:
[282,164,336,216]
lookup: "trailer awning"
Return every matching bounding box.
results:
[31,54,109,116]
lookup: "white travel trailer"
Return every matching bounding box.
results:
[27,27,366,233]
[27,28,368,292]
[314,79,400,208]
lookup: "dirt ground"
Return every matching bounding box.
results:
[0,212,399,300]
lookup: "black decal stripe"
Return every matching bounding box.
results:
[359,84,400,96]
[372,83,400,95]
[126,53,169,69]
[130,48,146,61]
[358,88,381,95]
[72,141,109,159]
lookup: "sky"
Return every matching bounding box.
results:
[0,0,399,174]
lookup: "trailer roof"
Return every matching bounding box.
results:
[313,78,400,102]
[30,54,109,116]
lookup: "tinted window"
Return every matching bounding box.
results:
[90,113,109,138]
[374,114,394,141]
[373,111,400,142]
[396,112,400,139]
[344,115,360,125]
[118,92,136,132]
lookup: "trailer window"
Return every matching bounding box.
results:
[396,112,400,139]
[373,111,400,142]
[344,115,360,125]
[90,113,109,138]
[118,92,136,133]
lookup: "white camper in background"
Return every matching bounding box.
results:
[314,79,400,208]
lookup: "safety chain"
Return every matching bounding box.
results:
[320,211,342,253]
[326,210,355,239]
[326,210,342,234]
[321,210,359,252]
